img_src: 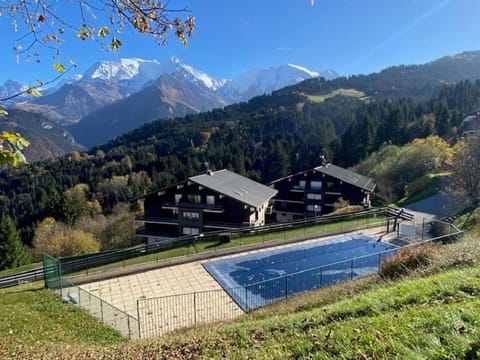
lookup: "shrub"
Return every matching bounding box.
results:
[379,243,441,279]
[430,221,458,243]
[404,175,432,198]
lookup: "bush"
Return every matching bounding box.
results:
[404,175,432,198]
[379,243,441,279]
[430,221,458,243]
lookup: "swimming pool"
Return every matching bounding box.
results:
[203,235,396,311]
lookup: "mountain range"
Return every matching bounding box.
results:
[3,50,480,157]
[3,50,480,238]
[2,56,335,149]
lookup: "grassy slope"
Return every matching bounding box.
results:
[306,88,368,103]
[2,236,480,359]
[0,282,124,358]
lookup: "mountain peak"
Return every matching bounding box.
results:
[0,79,28,101]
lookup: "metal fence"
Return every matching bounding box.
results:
[0,267,44,289]
[42,253,140,340]
[136,222,463,338]
[52,208,392,277]
[137,289,244,338]
[41,211,463,340]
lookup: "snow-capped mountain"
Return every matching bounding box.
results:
[80,56,227,96]
[0,80,28,102]
[167,56,228,91]
[220,64,337,102]
[10,57,339,147]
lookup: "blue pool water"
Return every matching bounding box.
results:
[203,235,396,311]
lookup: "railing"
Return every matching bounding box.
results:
[41,215,462,340]
[6,208,395,289]
[0,267,44,289]
[137,225,463,338]
[42,254,140,340]
[136,216,179,225]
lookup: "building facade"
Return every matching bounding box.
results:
[137,169,277,243]
[268,163,376,222]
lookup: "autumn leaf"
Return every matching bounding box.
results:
[26,87,42,97]
[53,62,65,73]
[110,37,122,51]
[0,131,22,144]
[98,26,110,37]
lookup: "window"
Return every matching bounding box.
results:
[298,180,306,189]
[311,181,322,190]
[307,193,322,200]
[175,194,182,204]
[182,227,200,235]
[187,194,201,203]
[206,195,215,205]
[182,211,200,220]
[307,204,321,213]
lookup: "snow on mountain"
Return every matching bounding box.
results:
[81,58,165,95]
[169,56,228,91]
[220,63,335,102]
[79,56,227,95]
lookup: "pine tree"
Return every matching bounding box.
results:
[0,215,30,270]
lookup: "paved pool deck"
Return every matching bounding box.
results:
[79,226,392,337]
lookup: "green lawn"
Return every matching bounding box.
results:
[0,282,124,359]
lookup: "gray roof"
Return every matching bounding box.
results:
[190,169,277,208]
[315,164,376,192]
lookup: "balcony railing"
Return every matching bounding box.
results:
[161,202,224,212]
[136,216,179,225]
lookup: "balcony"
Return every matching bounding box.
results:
[136,215,179,225]
[161,202,224,213]
[203,221,245,230]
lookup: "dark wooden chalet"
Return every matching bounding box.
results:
[268,163,376,222]
[136,169,278,243]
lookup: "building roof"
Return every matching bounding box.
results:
[190,169,277,208]
[315,163,376,192]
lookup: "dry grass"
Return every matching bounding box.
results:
[379,242,442,279]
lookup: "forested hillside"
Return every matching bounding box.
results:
[1,77,480,244]
[282,51,480,101]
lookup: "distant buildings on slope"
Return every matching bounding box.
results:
[136,164,376,244]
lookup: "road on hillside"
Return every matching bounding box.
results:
[403,179,466,222]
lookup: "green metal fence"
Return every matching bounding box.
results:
[52,208,391,278]
[42,255,141,340]
[42,253,62,290]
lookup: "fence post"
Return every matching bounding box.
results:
[245,286,248,312]
[127,315,131,340]
[194,292,197,326]
[350,259,354,280]
[100,300,104,323]
[137,300,142,339]
[284,276,288,299]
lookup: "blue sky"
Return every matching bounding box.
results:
[1,0,480,86]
